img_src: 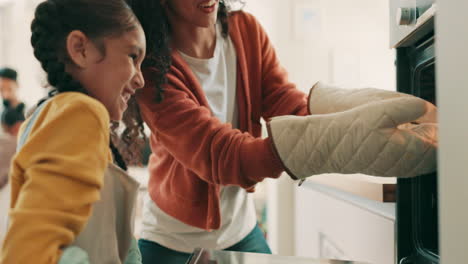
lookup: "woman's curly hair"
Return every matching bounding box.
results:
[30,0,146,170]
[127,0,245,103]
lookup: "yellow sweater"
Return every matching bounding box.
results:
[0,92,111,264]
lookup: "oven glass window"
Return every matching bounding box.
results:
[397,33,439,264]
[413,61,438,256]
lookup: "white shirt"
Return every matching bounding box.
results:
[140,24,257,253]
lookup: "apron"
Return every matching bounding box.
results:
[17,100,139,264]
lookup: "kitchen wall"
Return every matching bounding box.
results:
[0,0,45,107]
[245,0,395,92]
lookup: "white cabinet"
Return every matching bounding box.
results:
[436,0,468,262]
[294,181,395,264]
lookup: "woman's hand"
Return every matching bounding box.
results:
[268,96,437,180]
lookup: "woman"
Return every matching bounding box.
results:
[128,1,437,263]
[0,0,146,263]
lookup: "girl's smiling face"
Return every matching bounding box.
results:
[67,25,147,121]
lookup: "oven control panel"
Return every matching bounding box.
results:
[396,7,415,25]
[390,0,435,48]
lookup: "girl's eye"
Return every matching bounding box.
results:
[129,54,138,60]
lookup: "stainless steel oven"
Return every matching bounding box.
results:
[389,1,438,263]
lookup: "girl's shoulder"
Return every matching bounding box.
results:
[31,92,110,133]
[51,92,107,112]
[49,92,108,120]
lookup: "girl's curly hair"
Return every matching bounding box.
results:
[31,0,146,170]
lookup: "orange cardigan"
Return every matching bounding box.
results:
[137,11,308,230]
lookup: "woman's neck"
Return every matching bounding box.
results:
[170,21,217,59]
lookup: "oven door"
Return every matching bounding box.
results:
[395,32,439,264]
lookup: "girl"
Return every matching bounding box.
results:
[128,1,437,263]
[0,0,146,263]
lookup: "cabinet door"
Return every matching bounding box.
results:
[295,184,395,264]
[436,0,468,262]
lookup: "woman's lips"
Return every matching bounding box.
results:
[198,0,217,13]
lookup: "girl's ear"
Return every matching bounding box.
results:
[66,30,91,68]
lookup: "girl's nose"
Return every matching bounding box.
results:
[133,71,145,90]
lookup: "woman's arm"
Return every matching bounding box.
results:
[138,74,284,189]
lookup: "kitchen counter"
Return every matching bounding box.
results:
[300,176,396,221]
[295,177,396,263]
[303,174,396,203]
[187,248,371,264]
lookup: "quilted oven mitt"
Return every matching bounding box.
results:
[308,81,437,124]
[267,96,437,180]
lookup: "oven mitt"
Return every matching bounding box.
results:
[308,81,437,124]
[58,238,141,264]
[267,96,437,180]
